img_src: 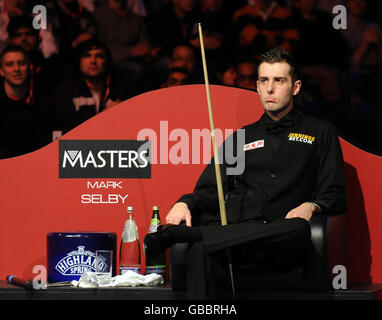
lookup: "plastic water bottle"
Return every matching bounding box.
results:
[145,206,166,280]
[119,206,141,275]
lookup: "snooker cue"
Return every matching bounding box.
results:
[197,22,236,299]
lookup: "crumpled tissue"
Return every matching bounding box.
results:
[71,271,164,288]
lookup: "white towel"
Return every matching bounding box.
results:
[71,271,164,288]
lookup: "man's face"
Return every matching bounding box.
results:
[0,51,30,87]
[10,27,38,52]
[256,62,301,115]
[171,46,195,72]
[173,0,196,13]
[164,71,190,87]
[221,67,236,86]
[236,62,257,90]
[80,48,107,78]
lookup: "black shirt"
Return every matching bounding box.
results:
[0,79,53,159]
[177,108,347,225]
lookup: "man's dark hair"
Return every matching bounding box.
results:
[166,67,190,79]
[258,48,299,82]
[0,45,30,65]
[7,15,38,39]
[75,38,114,74]
[164,67,191,85]
[171,42,196,57]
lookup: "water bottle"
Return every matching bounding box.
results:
[119,206,141,275]
[145,206,166,280]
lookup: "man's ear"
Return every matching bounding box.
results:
[293,80,302,96]
[0,68,4,77]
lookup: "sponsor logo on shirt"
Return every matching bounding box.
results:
[72,97,97,112]
[243,139,264,151]
[288,133,315,144]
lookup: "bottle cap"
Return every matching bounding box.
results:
[152,206,159,210]
[126,206,134,211]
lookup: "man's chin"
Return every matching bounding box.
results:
[9,80,27,87]
[264,103,281,112]
[84,73,105,81]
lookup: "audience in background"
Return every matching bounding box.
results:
[0,0,380,157]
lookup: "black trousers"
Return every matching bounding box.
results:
[186,217,311,299]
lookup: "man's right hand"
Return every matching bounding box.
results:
[165,202,192,226]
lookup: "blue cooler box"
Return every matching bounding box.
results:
[47,232,117,283]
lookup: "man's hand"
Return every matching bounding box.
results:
[285,202,316,221]
[165,202,192,226]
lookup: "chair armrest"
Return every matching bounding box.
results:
[303,213,347,290]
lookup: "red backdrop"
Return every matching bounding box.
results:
[0,85,380,284]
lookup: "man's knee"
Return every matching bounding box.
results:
[285,217,311,242]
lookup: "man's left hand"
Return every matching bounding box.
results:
[285,202,315,221]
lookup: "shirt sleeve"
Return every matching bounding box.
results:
[312,122,348,215]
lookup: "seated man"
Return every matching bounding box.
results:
[144,48,347,299]
[7,14,62,95]
[0,45,52,158]
[52,39,139,133]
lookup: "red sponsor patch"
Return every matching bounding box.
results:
[243,139,264,151]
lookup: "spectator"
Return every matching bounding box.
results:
[147,0,200,58]
[0,45,52,158]
[339,0,382,150]
[192,0,227,57]
[93,0,152,74]
[232,0,300,53]
[1,1,60,59]
[214,57,236,87]
[169,43,203,83]
[161,67,191,87]
[235,59,257,90]
[52,39,138,133]
[341,0,382,72]
[289,0,350,132]
[291,0,349,68]
[7,15,61,94]
[141,42,200,91]
[0,0,28,51]
[170,43,195,73]
[47,0,97,54]
[229,16,267,62]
